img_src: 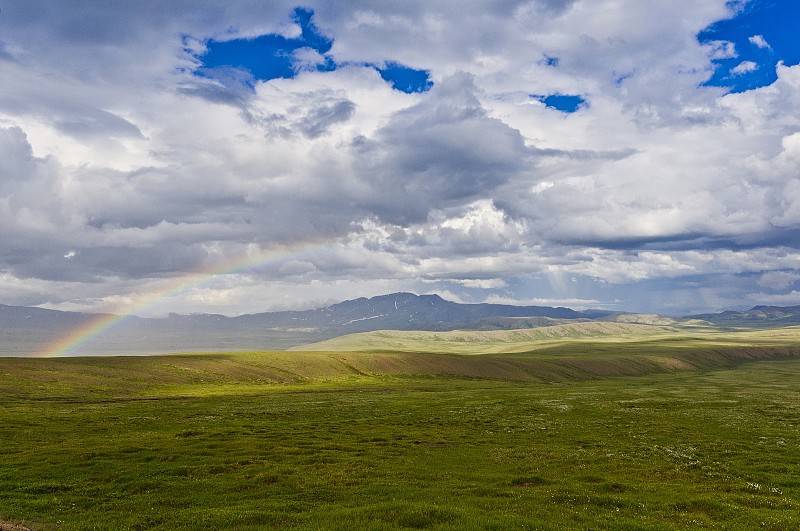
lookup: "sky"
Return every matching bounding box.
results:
[1,0,799,318]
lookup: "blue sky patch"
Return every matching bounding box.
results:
[198,8,332,84]
[375,62,433,93]
[533,94,587,113]
[698,0,800,92]
[540,55,560,67]
[194,7,432,94]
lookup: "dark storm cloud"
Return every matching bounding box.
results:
[603,228,800,254]
[66,245,210,280]
[352,73,534,225]
[0,126,37,188]
[177,68,256,110]
[4,243,210,283]
[297,99,355,138]
[54,110,144,140]
[529,146,639,161]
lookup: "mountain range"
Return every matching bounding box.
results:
[2,292,799,356]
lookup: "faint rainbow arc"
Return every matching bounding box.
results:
[38,239,330,357]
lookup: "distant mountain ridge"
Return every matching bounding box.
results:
[0,293,612,355]
[2,294,800,356]
[688,305,800,327]
[109,292,614,333]
[0,303,109,330]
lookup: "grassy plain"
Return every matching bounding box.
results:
[1,327,799,529]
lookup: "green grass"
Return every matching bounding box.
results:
[1,339,800,529]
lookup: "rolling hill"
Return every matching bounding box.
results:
[292,321,688,354]
[0,293,612,355]
[2,293,800,356]
[688,305,800,327]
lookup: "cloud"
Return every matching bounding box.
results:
[484,294,603,310]
[178,67,257,109]
[748,34,771,50]
[747,291,800,306]
[456,278,508,289]
[757,271,800,291]
[731,60,758,75]
[54,110,143,140]
[296,98,356,138]
[351,72,533,225]
[704,40,737,60]
[1,1,799,317]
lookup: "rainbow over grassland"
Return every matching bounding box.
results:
[39,239,333,358]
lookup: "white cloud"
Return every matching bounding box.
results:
[748,34,771,50]
[731,60,758,75]
[484,295,603,310]
[705,40,737,59]
[456,278,508,289]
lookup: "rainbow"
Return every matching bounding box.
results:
[38,239,332,357]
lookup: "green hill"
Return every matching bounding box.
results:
[0,325,797,400]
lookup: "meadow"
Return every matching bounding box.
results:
[1,328,799,529]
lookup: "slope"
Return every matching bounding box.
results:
[295,321,687,354]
